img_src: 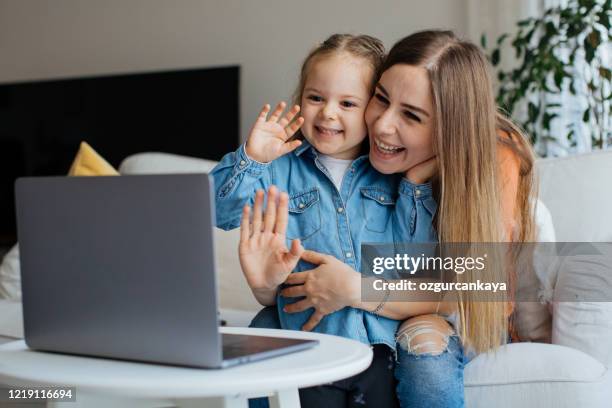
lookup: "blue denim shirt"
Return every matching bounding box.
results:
[212,141,436,350]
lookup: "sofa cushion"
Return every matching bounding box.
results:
[465,343,611,408]
[0,299,23,338]
[553,300,612,369]
[537,150,612,242]
[0,246,20,301]
[118,152,217,175]
[68,141,119,176]
[551,244,612,368]
[466,343,605,384]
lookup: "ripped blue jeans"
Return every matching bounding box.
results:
[394,315,467,408]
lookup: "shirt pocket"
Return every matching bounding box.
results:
[360,187,396,233]
[287,187,321,241]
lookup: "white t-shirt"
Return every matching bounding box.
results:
[318,154,352,190]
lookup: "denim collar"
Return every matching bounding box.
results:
[293,139,370,165]
[293,139,315,157]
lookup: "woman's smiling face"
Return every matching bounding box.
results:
[365,64,435,174]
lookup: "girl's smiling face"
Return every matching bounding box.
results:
[365,64,435,174]
[300,53,372,160]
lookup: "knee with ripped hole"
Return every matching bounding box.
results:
[396,314,454,356]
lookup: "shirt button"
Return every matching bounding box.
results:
[337,207,344,213]
[298,203,305,209]
[379,196,385,202]
[239,160,246,167]
[346,252,352,258]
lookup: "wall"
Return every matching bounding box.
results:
[0,0,468,145]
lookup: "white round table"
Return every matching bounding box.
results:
[0,327,373,408]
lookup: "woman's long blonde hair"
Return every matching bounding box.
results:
[384,30,537,352]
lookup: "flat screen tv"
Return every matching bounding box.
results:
[0,66,240,246]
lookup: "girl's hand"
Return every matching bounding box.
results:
[239,186,304,292]
[245,102,304,163]
[405,156,438,184]
[280,250,361,331]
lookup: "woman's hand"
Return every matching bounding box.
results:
[405,156,438,184]
[239,186,303,305]
[281,250,362,331]
[245,101,304,163]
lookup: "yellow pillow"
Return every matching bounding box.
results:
[67,142,119,176]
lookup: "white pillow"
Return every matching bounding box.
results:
[0,244,21,301]
[552,244,612,368]
[0,298,23,338]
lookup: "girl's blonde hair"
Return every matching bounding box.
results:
[292,34,385,107]
[384,30,537,353]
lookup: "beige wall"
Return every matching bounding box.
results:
[0,0,468,144]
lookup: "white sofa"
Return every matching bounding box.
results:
[2,150,612,407]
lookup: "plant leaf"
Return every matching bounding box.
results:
[528,102,540,122]
[497,33,509,46]
[554,69,564,90]
[587,30,601,48]
[584,31,600,62]
[578,0,595,11]
[545,21,557,36]
[543,112,559,130]
[491,49,500,66]
[598,3,611,30]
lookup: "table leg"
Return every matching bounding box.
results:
[269,388,300,408]
[174,395,248,408]
[46,392,172,408]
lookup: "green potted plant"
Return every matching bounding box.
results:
[482,0,610,155]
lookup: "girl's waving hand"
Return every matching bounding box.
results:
[245,102,304,163]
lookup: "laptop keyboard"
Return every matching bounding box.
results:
[221,333,316,361]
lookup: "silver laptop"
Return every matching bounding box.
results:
[15,173,317,368]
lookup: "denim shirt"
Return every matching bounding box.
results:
[211,141,436,350]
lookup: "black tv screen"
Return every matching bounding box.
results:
[0,66,240,246]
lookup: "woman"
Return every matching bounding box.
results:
[242,30,537,407]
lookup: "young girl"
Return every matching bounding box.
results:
[211,34,425,407]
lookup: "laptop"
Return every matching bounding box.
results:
[15,173,317,368]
